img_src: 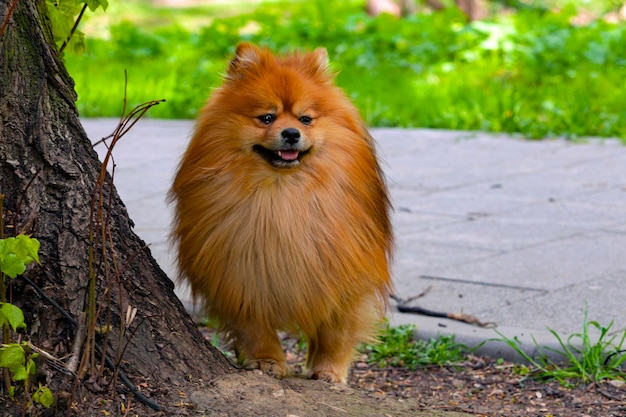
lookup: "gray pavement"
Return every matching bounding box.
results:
[85,118,626,363]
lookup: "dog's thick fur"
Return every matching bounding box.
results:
[170,43,393,383]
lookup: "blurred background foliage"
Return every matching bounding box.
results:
[64,0,626,140]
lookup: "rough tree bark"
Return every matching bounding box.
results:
[0,0,233,413]
[0,1,458,416]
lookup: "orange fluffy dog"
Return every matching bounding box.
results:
[170,43,393,383]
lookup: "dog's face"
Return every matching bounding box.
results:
[249,105,317,170]
[212,43,342,171]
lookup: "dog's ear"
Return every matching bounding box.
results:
[311,48,329,73]
[306,47,336,82]
[227,43,263,79]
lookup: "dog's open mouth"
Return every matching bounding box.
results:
[253,145,310,169]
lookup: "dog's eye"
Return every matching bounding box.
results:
[257,114,276,125]
[299,115,313,125]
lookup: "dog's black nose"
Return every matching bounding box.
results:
[281,128,301,144]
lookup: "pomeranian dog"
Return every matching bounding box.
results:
[170,43,393,384]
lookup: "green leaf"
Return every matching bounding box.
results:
[0,235,40,278]
[12,366,28,381]
[46,0,107,50]
[0,303,26,331]
[33,386,55,408]
[69,30,86,55]
[86,0,108,12]
[45,0,85,47]
[0,253,26,278]
[16,234,40,264]
[0,344,25,371]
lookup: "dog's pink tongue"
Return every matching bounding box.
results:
[278,150,299,161]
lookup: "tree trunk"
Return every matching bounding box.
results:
[0,0,232,412]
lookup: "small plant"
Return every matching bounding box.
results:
[0,227,54,411]
[361,323,468,369]
[493,309,626,386]
[0,234,40,279]
[32,384,55,408]
[0,342,53,404]
[45,0,109,53]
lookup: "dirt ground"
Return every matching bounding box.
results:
[150,332,626,417]
[191,330,626,417]
[347,355,626,417]
[2,331,624,416]
[274,332,626,417]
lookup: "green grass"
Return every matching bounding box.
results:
[64,1,626,140]
[493,309,626,386]
[361,313,625,386]
[360,323,468,369]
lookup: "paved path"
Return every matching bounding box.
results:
[85,118,626,362]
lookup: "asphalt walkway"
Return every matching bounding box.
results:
[85,118,626,363]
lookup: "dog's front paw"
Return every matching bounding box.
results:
[244,358,288,379]
[309,369,346,384]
